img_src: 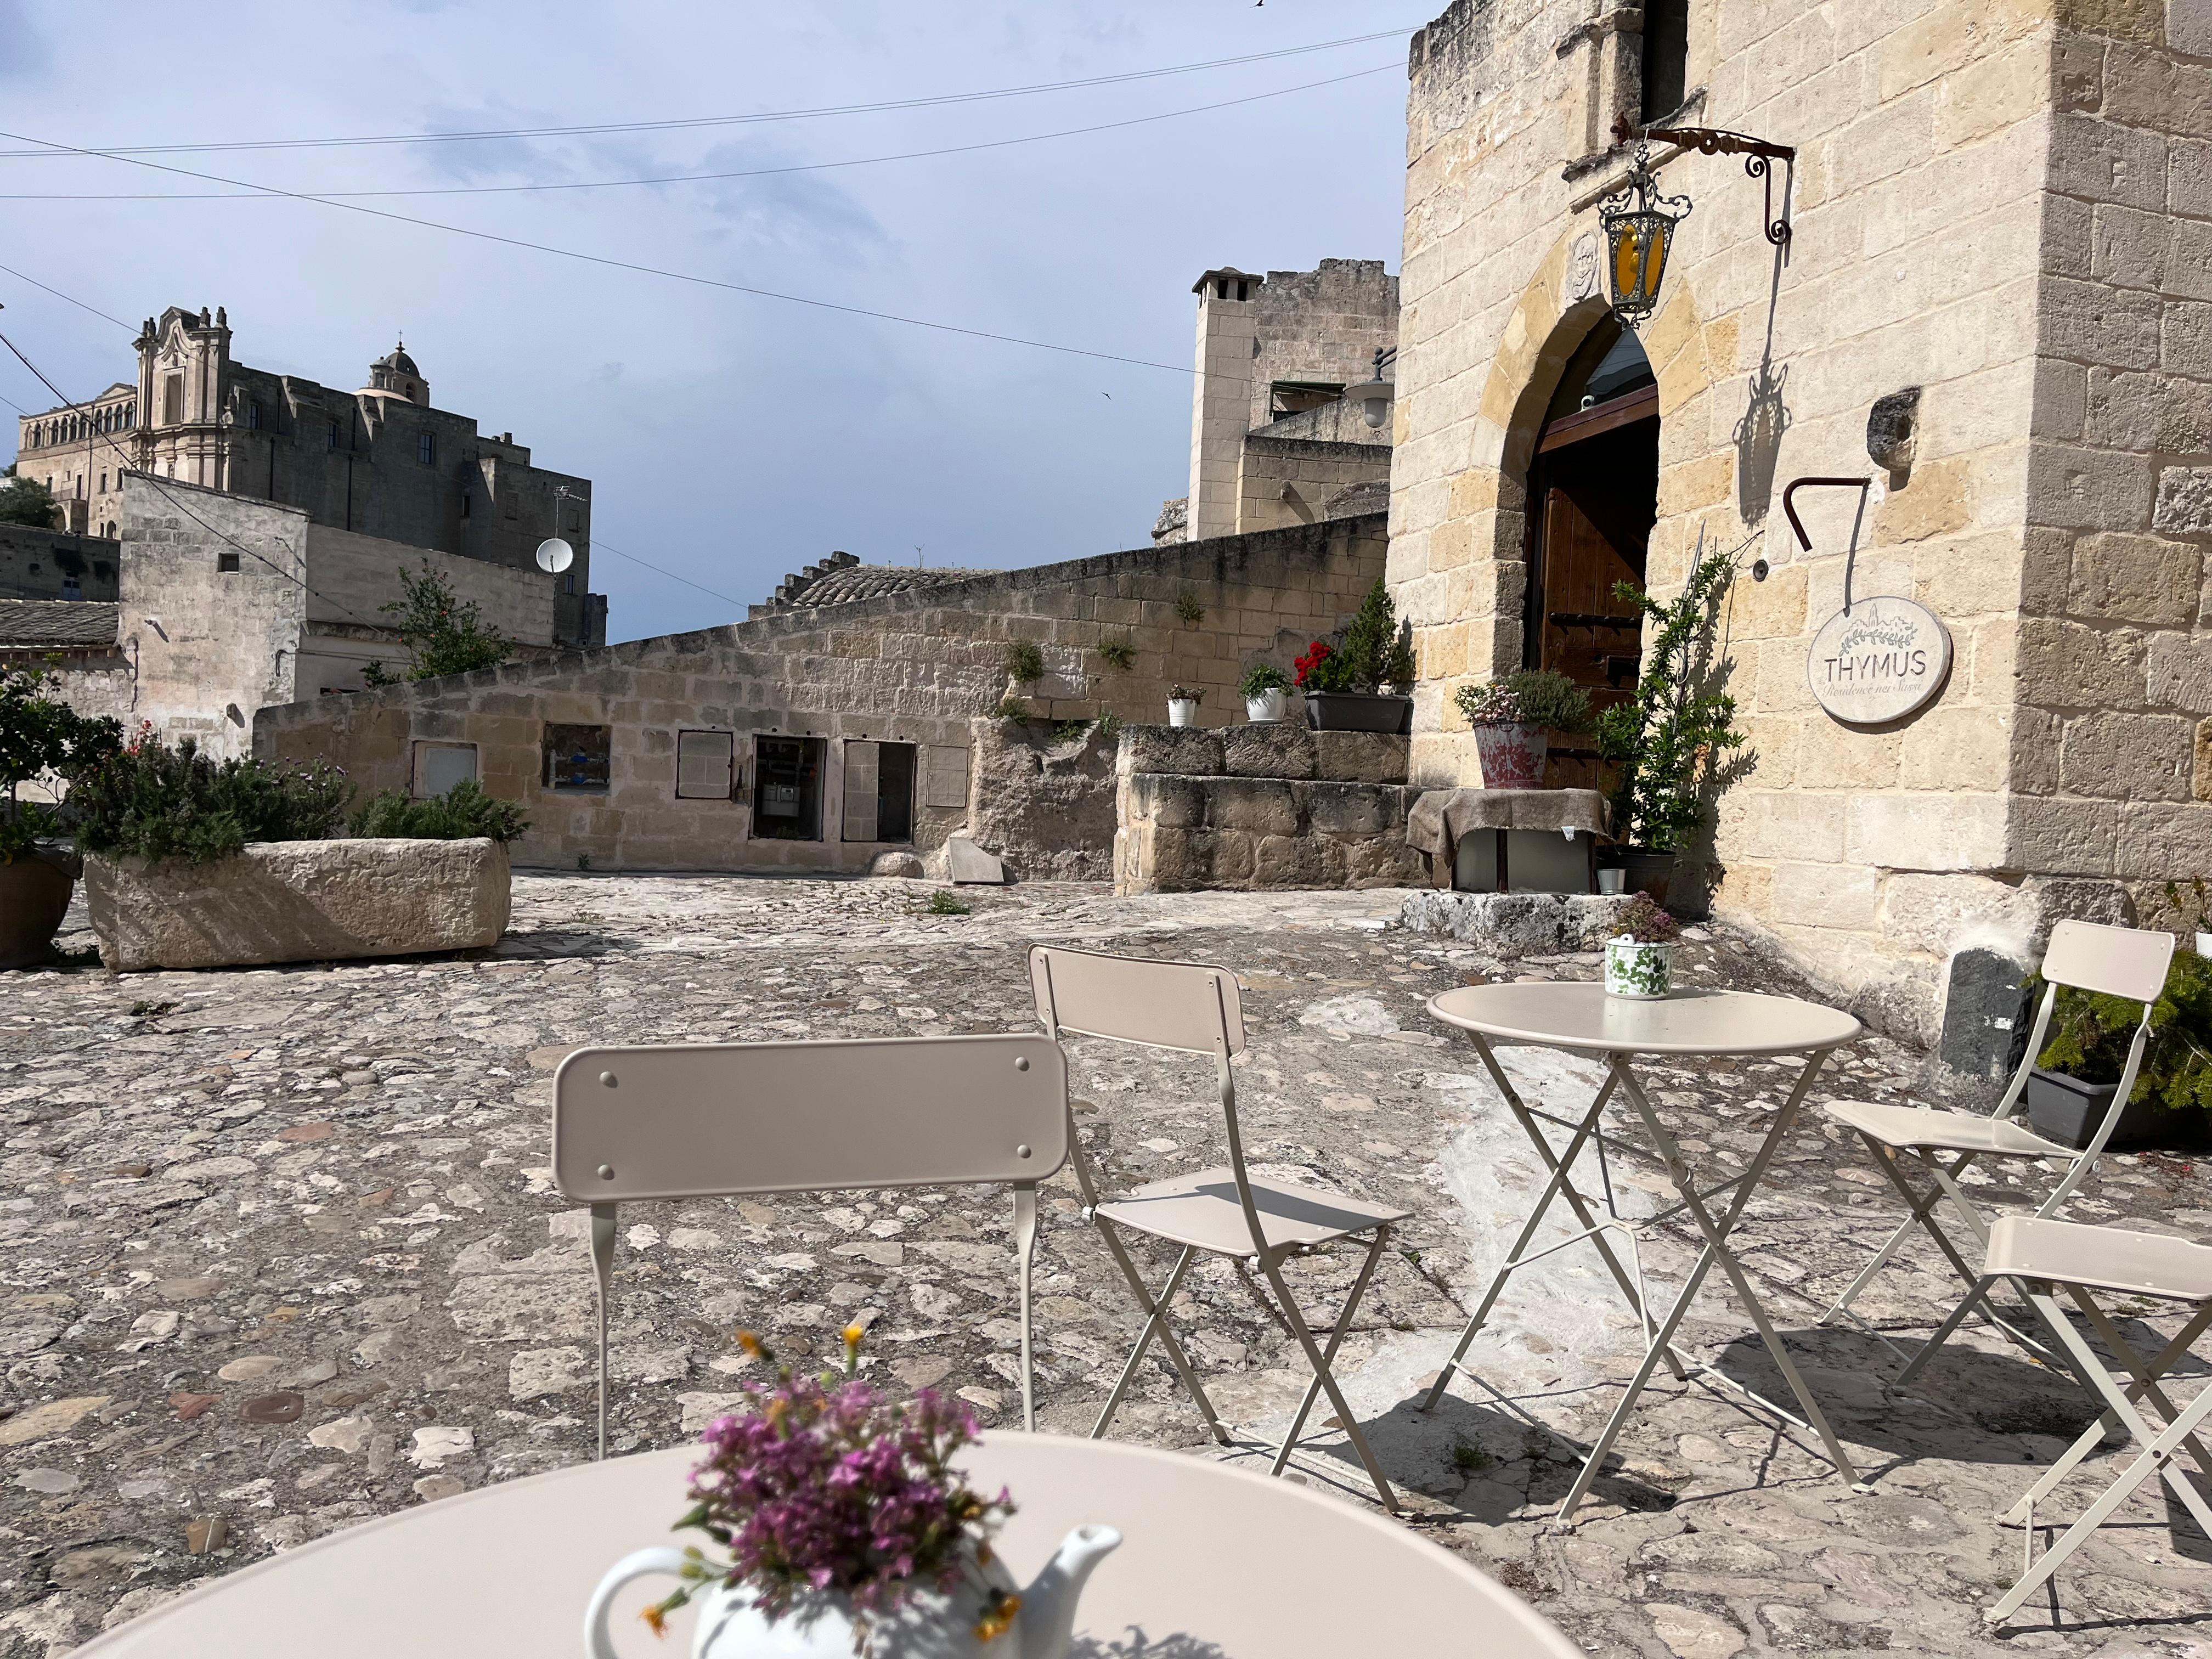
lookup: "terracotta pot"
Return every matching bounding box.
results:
[0,852,76,969]
[1472,721,1548,788]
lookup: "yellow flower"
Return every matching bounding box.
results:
[736,1330,765,1358]
[641,1605,668,1639]
[842,1322,865,1350]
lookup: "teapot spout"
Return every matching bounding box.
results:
[1016,1524,1121,1659]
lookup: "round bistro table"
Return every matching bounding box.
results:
[77,1431,1581,1658]
[1424,981,1864,1523]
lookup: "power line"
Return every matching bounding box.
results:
[0,128,1198,375]
[0,323,383,629]
[0,61,1399,202]
[0,262,131,328]
[586,534,747,613]
[0,29,1413,161]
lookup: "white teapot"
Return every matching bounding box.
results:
[585,1525,1120,1659]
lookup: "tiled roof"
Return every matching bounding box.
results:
[786,565,993,607]
[0,600,120,649]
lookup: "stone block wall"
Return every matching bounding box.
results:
[258,518,1388,876]
[0,525,119,601]
[1113,722,1431,894]
[1237,435,1397,538]
[1388,0,2212,1046]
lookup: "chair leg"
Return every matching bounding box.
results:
[1091,1237,1228,1444]
[589,1201,617,1463]
[1874,1150,2054,1383]
[1273,1228,1389,1474]
[1259,1247,1398,1513]
[1013,1183,1039,1434]
[1989,1288,2212,1624]
[1820,1181,1946,1325]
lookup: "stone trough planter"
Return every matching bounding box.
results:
[87,837,512,972]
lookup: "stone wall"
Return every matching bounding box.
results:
[1237,434,1396,538]
[1387,0,2212,1046]
[256,517,1389,876]
[1113,721,1430,894]
[0,525,119,601]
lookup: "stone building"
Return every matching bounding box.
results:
[14,307,605,647]
[1386,0,2212,1042]
[1165,258,1401,543]
[258,517,1386,877]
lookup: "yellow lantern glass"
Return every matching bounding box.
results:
[1598,154,1691,330]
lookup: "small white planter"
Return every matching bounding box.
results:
[1167,698,1199,727]
[1244,689,1287,723]
[1596,868,1627,895]
[2198,930,2212,958]
[1605,938,1674,999]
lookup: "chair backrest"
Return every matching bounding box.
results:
[2041,919,2176,1003]
[552,1033,1068,1203]
[1988,1216,2212,1304]
[1029,945,1245,1054]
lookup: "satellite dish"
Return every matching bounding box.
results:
[535,537,574,574]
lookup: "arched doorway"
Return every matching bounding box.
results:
[1520,318,1658,789]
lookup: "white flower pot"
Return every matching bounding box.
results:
[1167,698,1199,727]
[1244,690,1287,723]
[1604,939,1674,1000]
[2197,930,2212,958]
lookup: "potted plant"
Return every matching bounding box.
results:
[585,1328,1120,1659]
[2023,950,2212,1152]
[1240,663,1291,723]
[1604,893,1680,1000]
[1452,669,1593,789]
[1593,539,1749,913]
[0,669,120,968]
[1166,685,1202,727]
[1297,580,1417,733]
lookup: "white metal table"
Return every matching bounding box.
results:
[78,1431,1580,1658]
[1424,981,1865,1523]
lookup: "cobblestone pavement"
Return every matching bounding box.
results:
[5,873,2211,1656]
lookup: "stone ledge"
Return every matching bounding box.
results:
[87,838,511,972]
[1118,723,1408,784]
[1400,890,1637,955]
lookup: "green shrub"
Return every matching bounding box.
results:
[925,890,971,916]
[70,735,351,865]
[1002,640,1045,684]
[1,668,121,862]
[990,696,1030,721]
[362,565,511,685]
[1096,638,1137,672]
[347,779,529,843]
[1174,592,1205,625]
[2036,949,2212,1113]
[1239,663,1291,698]
[1453,669,1593,732]
[1300,581,1416,695]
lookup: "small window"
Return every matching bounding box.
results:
[412,741,478,799]
[417,431,436,465]
[60,576,80,599]
[247,400,262,431]
[161,374,183,425]
[675,730,735,800]
[327,420,340,451]
[218,551,241,573]
[461,493,471,519]
[1642,0,1689,122]
[98,472,106,493]
[543,723,611,791]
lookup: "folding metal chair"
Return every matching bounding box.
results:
[1820,919,2175,1380]
[551,1033,1069,1457]
[1979,1217,2212,1623]
[1030,944,1411,1512]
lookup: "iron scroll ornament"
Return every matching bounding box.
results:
[1607,115,1798,248]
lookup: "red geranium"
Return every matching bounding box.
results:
[1293,640,1331,689]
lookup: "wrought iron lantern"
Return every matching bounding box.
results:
[1599,139,1691,330]
[1598,115,1796,331]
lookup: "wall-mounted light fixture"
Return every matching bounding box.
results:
[1600,115,1796,330]
[1344,345,1397,430]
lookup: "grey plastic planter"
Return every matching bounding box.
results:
[1306,692,1412,734]
[2023,1066,2204,1153]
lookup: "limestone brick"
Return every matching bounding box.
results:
[2006,795,2121,874]
[2113,799,2212,878]
[1848,791,2010,870]
[2197,716,2212,798]
[1768,859,1882,930]
[2069,530,2204,622]
[2148,631,2212,710]
[2016,616,2151,705]
[1898,705,2015,791]
[2153,465,2212,534]
[2059,709,2198,798]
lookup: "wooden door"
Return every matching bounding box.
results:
[1528,413,1658,792]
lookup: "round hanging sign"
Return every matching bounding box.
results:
[1806,595,1951,726]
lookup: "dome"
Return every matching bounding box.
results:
[375,343,419,377]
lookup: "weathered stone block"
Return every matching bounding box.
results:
[1399,890,1634,953]
[1205,777,1300,837]
[1253,834,1323,888]
[87,839,511,972]
[2069,531,2203,625]
[1126,772,1207,829]
[1303,782,1392,838]
[1118,725,1223,778]
[1221,721,1317,779]
[1311,730,1410,783]
[1344,838,1431,888]
[2154,466,2212,535]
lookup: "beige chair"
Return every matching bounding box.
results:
[1030,944,1410,1512]
[1821,919,2175,1380]
[551,1034,1069,1456]
[1978,1217,2212,1623]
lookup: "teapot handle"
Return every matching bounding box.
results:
[584,1547,689,1659]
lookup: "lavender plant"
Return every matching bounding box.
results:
[644,1327,1018,1643]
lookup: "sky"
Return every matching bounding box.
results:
[0,1,1414,643]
